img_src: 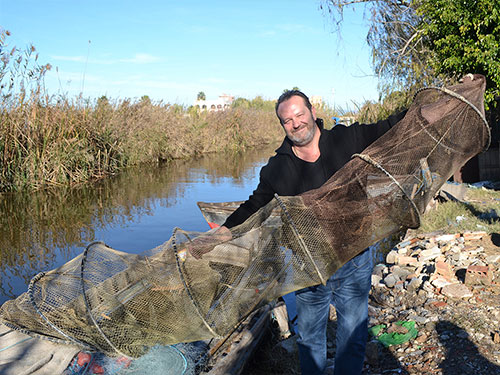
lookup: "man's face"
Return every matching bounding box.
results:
[277,96,317,146]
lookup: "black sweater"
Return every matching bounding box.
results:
[223,111,406,228]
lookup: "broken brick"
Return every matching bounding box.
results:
[434,261,455,282]
[462,231,487,241]
[465,265,493,286]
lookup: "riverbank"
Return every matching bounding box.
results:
[0,97,286,191]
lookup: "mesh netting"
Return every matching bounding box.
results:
[0,75,491,358]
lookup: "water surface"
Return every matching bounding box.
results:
[0,145,278,304]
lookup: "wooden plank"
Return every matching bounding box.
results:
[205,305,271,375]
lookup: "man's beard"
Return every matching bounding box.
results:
[288,123,316,146]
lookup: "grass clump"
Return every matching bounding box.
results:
[417,186,500,234]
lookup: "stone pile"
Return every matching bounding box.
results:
[364,231,500,374]
[247,231,500,375]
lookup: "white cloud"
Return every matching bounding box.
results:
[51,55,86,62]
[51,53,162,65]
[258,30,276,37]
[120,53,161,64]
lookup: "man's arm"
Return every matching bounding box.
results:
[188,160,276,259]
[188,225,232,259]
[350,109,408,150]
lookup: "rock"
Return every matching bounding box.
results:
[394,281,404,292]
[486,254,500,264]
[408,314,428,324]
[363,230,500,374]
[419,246,442,262]
[390,266,412,280]
[415,333,428,343]
[384,274,399,288]
[431,276,454,289]
[493,332,500,344]
[427,300,447,308]
[387,322,409,334]
[466,246,485,256]
[386,250,398,264]
[397,255,420,266]
[463,231,487,241]
[407,277,422,293]
[368,305,381,317]
[398,247,409,255]
[371,274,383,287]
[434,260,456,282]
[441,283,473,299]
[329,304,336,321]
[435,234,459,242]
[465,265,493,286]
[373,264,387,277]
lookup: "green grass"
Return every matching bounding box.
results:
[417,187,500,234]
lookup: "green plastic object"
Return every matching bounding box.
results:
[368,324,386,337]
[369,321,418,347]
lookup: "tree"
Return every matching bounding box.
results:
[322,0,500,105]
[282,86,300,93]
[197,91,206,101]
[232,97,250,108]
[418,0,500,104]
[140,95,151,104]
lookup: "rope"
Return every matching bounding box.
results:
[0,320,77,346]
[172,228,219,338]
[80,241,130,358]
[0,337,33,352]
[414,84,491,151]
[171,345,189,375]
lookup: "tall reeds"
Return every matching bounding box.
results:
[0,30,283,191]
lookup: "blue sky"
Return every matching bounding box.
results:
[0,1,379,109]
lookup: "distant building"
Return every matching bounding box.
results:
[195,93,234,112]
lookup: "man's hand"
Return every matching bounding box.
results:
[187,226,232,259]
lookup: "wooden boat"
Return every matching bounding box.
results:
[196,201,282,229]
[196,201,243,228]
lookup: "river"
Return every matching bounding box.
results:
[0,144,278,305]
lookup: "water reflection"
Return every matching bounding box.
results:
[0,144,277,304]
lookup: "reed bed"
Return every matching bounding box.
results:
[0,96,285,192]
[0,30,288,191]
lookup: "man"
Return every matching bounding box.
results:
[194,90,405,374]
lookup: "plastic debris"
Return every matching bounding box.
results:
[369,321,418,347]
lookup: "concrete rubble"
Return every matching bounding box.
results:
[245,230,500,375]
[362,230,500,374]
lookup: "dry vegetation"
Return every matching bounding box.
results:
[0,30,288,192]
[1,94,287,191]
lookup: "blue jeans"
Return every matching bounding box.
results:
[295,246,374,375]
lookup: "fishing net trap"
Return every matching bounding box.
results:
[0,74,491,358]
